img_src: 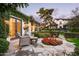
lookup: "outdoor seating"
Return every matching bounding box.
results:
[17,33,31,50]
[17,32,38,50]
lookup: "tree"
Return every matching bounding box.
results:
[68,8,79,32]
[37,8,54,29]
[0,3,29,38]
[0,3,29,19]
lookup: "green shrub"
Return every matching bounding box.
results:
[59,32,65,35]
[0,20,7,39]
[38,33,50,38]
[39,30,52,33]
[0,38,9,54]
[33,32,50,38]
[70,28,79,32]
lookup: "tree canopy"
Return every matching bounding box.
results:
[37,8,54,29]
[0,3,29,19]
[68,7,79,32]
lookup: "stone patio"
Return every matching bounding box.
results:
[5,35,75,56]
[20,38,75,56]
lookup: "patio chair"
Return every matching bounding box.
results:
[17,33,31,50]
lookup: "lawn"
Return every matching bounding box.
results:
[66,38,79,47]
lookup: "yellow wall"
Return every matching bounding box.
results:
[4,15,40,38]
[17,20,21,33]
[9,18,16,37]
[9,17,21,38]
[32,23,36,32]
[27,21,36,32]
[31,22,36,32]
[28,22,31,32]
[6,17,39,38]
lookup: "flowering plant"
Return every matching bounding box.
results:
[42,38,63,46]
[42,38,50,45]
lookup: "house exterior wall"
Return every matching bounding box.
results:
[5,17,21,38]
[32,22,36,32]
[26,20,40,36]
[9,17,21,38]
[5,17,40,37]
[54,19,68,29]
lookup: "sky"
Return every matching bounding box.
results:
[19,3,79,22]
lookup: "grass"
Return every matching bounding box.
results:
[66,38,79,47]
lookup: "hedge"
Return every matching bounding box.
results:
[0,38,9,55]
[33,32,50,38]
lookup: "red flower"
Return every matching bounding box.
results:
[42,38,50,45]
[42,38,63,46]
